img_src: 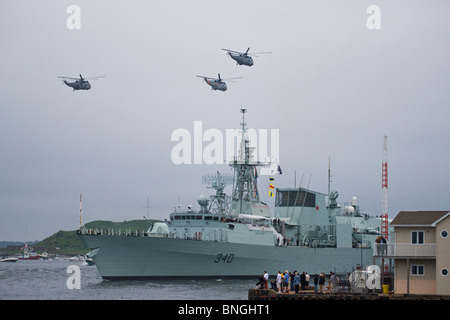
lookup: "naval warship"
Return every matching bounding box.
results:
[78,110,389,280]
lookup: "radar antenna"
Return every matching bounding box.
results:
[202,171,233,214]
[144,196,153,219]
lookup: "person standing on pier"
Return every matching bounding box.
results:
[290,271,295,291]
[330,272,339,292]
[258,274,264,289]
[263,271,269,289]
[283,270,290,293]
[293,272,300,293]
[300,271,306,290]
[276,271,282,292]
[313,274,319,293]
[319,272,325,293]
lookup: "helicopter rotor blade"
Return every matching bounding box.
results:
[222,48,271,57]
[220,77,243,81]
[57,76,78,80]
[221,48,241,54]
[249,52,272,54]
[247,51,272,57]
[196,75,215,80]
[82,76,106,80]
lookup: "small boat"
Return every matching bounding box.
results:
[17,243,40,260]
[69,255,85,261]
[39,252,50,260]
[1,257,18,263]
[18,253,40,260]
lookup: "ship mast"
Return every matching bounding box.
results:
[229,109,267,216]
[79,193,83,228]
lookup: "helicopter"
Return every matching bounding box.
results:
[57,74,105,91]
[222,48,271,66]
[196,74,242,91]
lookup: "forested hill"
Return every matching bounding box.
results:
[35,219,157,255]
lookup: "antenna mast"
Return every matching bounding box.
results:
[145,196,152,219]
[381,135,389,240]
[79,193,83,228]
[328,156,331,207]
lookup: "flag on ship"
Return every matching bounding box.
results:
[277,165,282,174]
[269,177,275,197]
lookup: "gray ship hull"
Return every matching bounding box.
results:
[78,233,372,280]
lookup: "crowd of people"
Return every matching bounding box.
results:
[257,270,340,294]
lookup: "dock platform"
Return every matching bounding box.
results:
[248,289,450,301]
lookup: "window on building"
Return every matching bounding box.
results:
[411,265,425,276]
[411,231,424,244]
[441,230,448,239]
[441,269,449,277]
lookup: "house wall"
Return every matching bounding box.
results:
[436,217,450,295]
[394,226,436,294]
[394,259,436,294]
[395,227,435,244]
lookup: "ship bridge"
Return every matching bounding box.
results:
[274,187,330,226]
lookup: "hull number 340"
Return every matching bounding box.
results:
[214,254,234,263]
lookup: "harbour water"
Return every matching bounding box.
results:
[0,259,254,300]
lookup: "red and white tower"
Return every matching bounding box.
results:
[381,135,389,240]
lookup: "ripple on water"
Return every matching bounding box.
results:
[0,259,253,300]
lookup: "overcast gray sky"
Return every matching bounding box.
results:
[1,0,449,241]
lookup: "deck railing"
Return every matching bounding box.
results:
[373,243,436,258]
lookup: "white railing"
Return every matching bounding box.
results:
[373,243,436,257]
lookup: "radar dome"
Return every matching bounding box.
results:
[197,195,208,206]
[345,205,355,215]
